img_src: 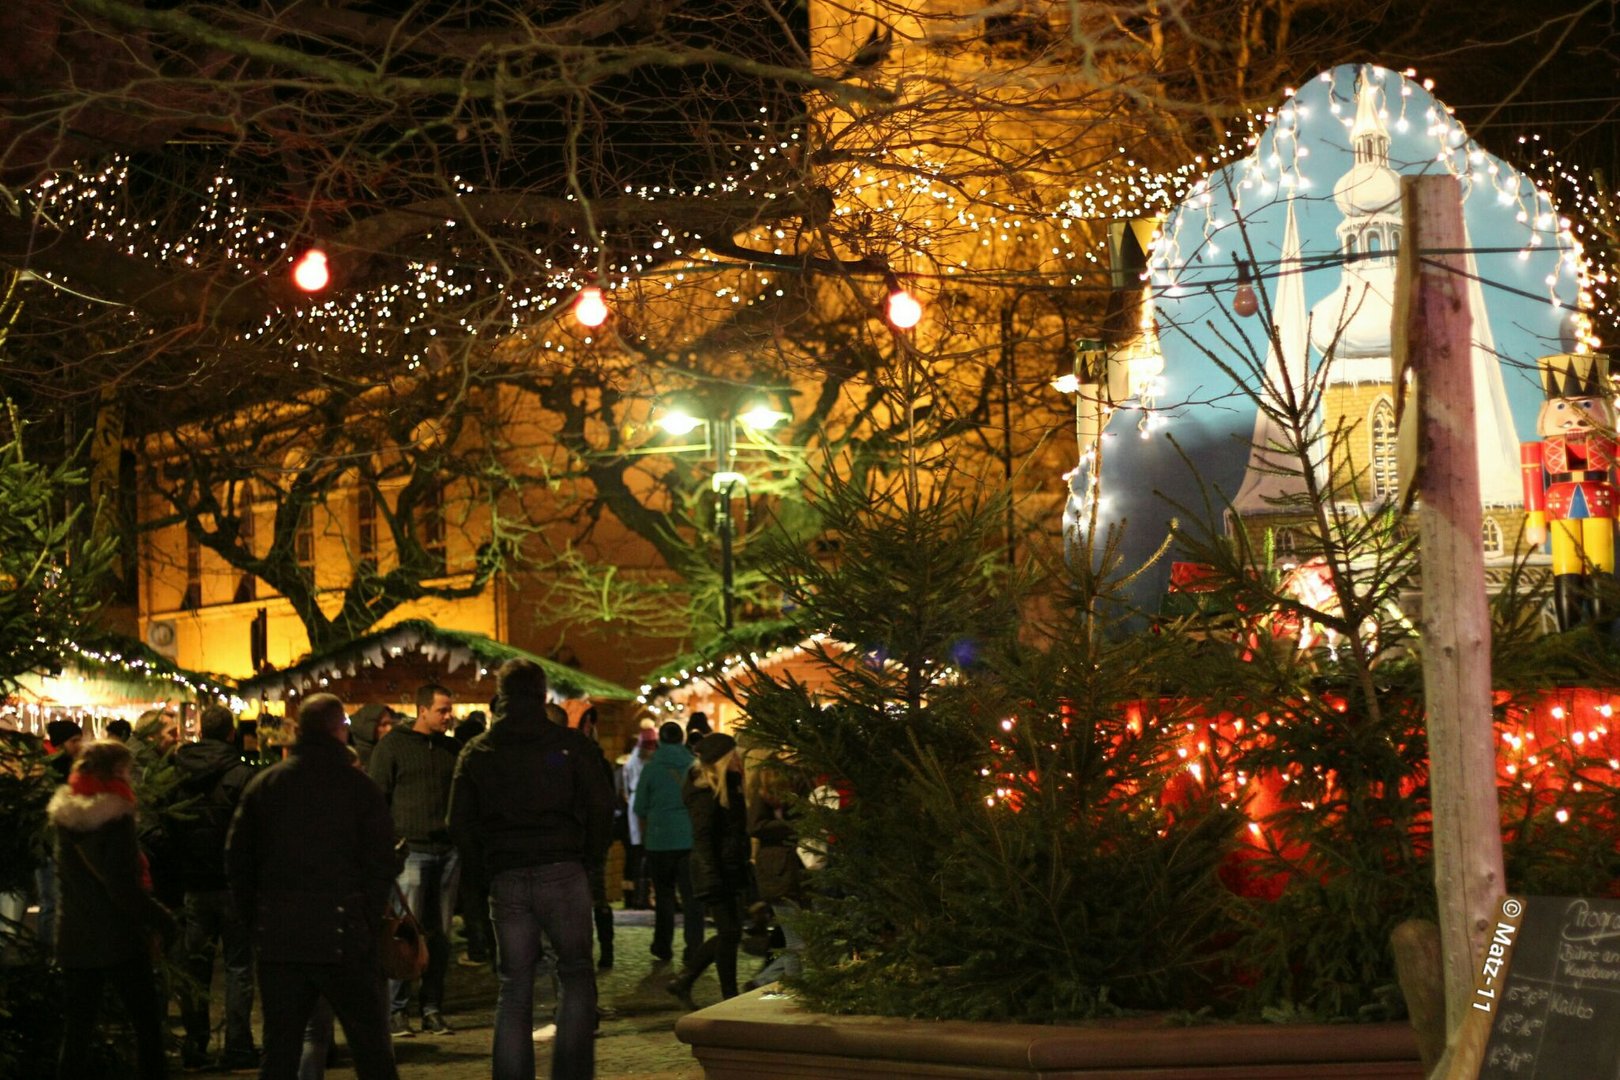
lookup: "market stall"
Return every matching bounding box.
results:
[2,638,240,740]
[236,619,637,735]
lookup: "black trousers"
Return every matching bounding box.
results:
[258,958,399,1080]
[684,892,745,999]
[645,849,704,964]
[58,957,167,1080]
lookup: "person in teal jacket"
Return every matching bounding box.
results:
[632,722,703,966]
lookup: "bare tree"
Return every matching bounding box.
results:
[0,0,1609,653]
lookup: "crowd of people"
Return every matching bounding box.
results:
[12,662,811,1080]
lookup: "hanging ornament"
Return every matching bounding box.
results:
[292,248,330,293]
[573,285,609,327]
[1232,257,1259,317]
[886,276,922,329]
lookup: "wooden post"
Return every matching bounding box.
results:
[1393,174,1506,1048]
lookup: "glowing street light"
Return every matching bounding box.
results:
[738,403,790,429]
[656,408,704,437]
[650,391,793,630]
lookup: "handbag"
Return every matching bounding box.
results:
[378,882,429,981]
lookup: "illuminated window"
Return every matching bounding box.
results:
[234,489,256,604]
[183,529,202,610]
[295,504,315,574]
[1482,516,1504,557]
[420,484,446,575]
[357,487,377,571]
[1370,397,1398,498]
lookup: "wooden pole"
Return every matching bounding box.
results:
[1394,174,1506,1048]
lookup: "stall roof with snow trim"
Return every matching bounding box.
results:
[4,637,241,737]
[640,621,847,732]
[237,620,637,707]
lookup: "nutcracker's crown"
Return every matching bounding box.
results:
[1539,352,1609,400]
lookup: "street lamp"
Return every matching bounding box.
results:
[654,392,792,630]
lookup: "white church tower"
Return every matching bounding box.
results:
[1257,68,1524,518]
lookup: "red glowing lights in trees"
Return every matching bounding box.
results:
[574,286,609,327]
[292,248,330,292]
[886,284,922,329]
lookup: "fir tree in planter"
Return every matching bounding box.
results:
[734,473,1245,1022]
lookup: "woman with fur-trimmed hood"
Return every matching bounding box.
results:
[47,738,177,1080]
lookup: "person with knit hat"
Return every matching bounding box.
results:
[48,738,178,1080]
[44,719,84,782]
[666,732,751,1007]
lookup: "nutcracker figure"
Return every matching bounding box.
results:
[1521,351,1617,631]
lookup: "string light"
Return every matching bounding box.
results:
[1231,258,1258,317]
[885,280,922,329]
[291,248,329,292]
[573,285,609,327]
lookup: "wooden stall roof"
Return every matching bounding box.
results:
[640,621,846,733]
[237,620,636,707]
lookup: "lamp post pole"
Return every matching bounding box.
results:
[712,415,742,632]
[999,304,1019,567]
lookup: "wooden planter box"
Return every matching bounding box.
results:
[675,989,1426,1079]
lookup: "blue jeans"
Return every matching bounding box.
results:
[182,888,256,1055]
[260,960,397,1080]
[490,863,595,1080]
[748,899,804,986]
[300,997,334,1080]
[388,848,460,1017]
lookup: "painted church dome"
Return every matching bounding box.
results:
[1333,160,1401,217]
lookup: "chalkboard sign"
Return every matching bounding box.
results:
[1475,895,1620,1078]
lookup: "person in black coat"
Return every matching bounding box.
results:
[448,660,614,1080]
[667,733,751,1006]
[48,738,177,1080]
[226,693,400,1080]
[172,703,260,1070]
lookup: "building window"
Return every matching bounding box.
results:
[234,494,256,604]
[1275,528,1297,558]
[295,504,315,574]
[1370,397,1398,499]
[183,529,202,610]
[357,487,377,571]
[420,484,446,575]
[1482,516,1504,558]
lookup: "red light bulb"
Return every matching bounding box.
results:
[886,287,922,329]
[574,286,608,327]
[292,248,329,292]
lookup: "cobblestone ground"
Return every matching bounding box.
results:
[187,911,714,1080]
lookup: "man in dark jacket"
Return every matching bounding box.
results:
[173,703,259,1071]
[226,693,399,1080]
[449,660,613,1080]
[368,683,460,1036]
